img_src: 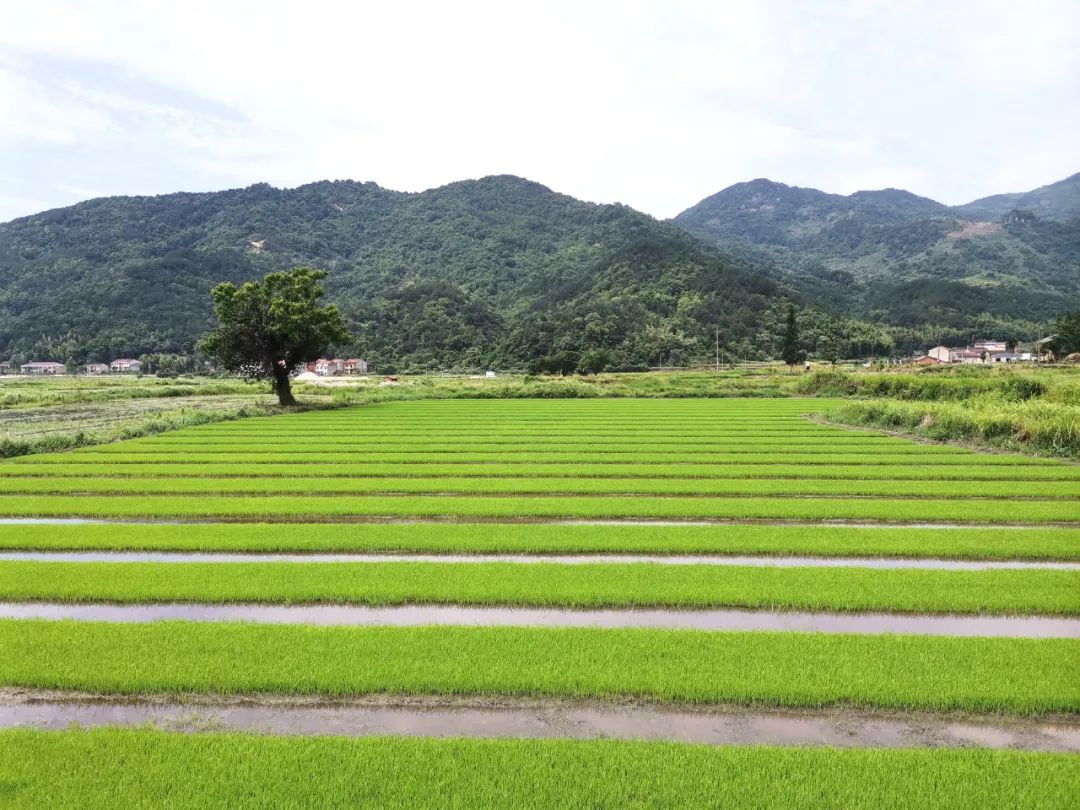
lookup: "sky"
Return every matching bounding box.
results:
[1,0,1078,222]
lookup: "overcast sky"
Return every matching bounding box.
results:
[1,0,1078,222]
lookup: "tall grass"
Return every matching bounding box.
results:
[831,399,1080,459]
[0,403,315,459]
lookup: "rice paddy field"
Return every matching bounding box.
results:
[1,396,1078,806]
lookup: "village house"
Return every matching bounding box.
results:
[21,361,67,375]
[922,340,1031,365]
[343,358,368,374]
[110,358,143,373]
[0,362,11,375]
[84,363,110,375]
[314,358,344,375]
[912,355,942,366]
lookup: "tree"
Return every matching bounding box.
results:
[779,304,804,368]
[1048,311,1080,356]
[577,348,612,375]
[817,333,842,366]
[200,267,349,405]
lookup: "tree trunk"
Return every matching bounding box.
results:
[273,366,297,406]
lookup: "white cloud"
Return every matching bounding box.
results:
[0,0,1077,222]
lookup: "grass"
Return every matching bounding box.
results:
[2,523,1076,559]
[0,475,1074,498]
[0,493,1071,522]
[2,620,1077,713]
[0,560,1075,614]
[1,729,1077,809]
[0,400,327,459]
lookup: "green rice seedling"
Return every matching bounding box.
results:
[0,494,1071,522]
[1,620,1076,713]
[2,461,1079,480]
[2,523,1076,559]
[2,560,1075,615]
[1,729,1075,810]
[0,475,1075,499]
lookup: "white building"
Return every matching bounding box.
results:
[21,361,67,375]
[110,358,143,373]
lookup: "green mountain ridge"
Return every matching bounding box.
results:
[674,175,1080,334]
[0,176,785,371]
[1,172,1076,370]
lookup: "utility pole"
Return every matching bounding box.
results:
[715,328,720,373]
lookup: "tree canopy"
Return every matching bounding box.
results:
[199,267,348,405]
[1048,310,1080,356]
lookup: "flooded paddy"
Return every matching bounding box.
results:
[2,691,1077,752]
[3,601,1078,637]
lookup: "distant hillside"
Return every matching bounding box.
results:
[0,176,782,371]
[953,173,1080,221]
[674,175,1080,335]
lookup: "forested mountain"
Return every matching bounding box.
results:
[3,172,1076,371]
[675,175,1080,341]
[0,177,786,371]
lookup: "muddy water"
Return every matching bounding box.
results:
[2,602,1077,637]
[1,551,1076,570]
[0,518,107,525]
[0,694,1076,752]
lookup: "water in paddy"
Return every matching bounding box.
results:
[1,602,1076,638]
[1,694,1076,752]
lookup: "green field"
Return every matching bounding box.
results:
[1,729,1075,809]
[2,395,1077,802]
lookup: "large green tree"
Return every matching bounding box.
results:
[200,268,348,405]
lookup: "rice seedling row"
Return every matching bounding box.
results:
[15,452,1052,465]
[3,523,1075,560]
[5,462,1077,480]
[0,493,1071,522]
[1,560,1075,615]
[4,729,1074,810]
[0,475,1074,499]
[2,620,1076,714]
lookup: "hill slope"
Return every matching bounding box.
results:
[0,177,781,371]
[674,176,1080,335]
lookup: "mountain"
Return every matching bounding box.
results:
[0,176,783,371]
[674,175,1080,335]
[953,173,1080,221]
